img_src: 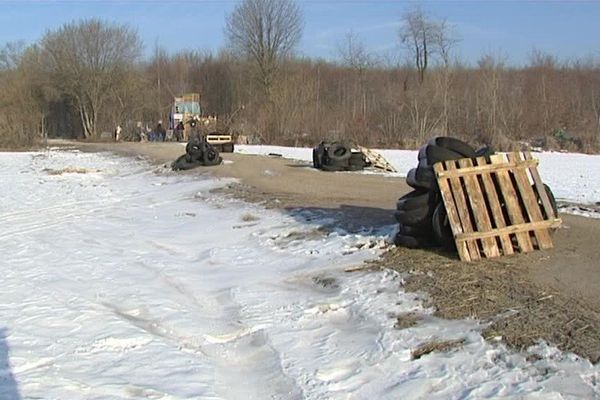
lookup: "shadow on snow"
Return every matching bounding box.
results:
[0,328,20,400]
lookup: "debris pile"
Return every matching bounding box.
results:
[312,141,370,171]
[171,136,222,171]
[394,137,493,249]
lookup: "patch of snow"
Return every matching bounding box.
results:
[1,149,598,399]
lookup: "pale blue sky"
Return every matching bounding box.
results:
[0,0,599,66]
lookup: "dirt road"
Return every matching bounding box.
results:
[55,140,600,361]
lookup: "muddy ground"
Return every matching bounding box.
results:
[50,140,600,363]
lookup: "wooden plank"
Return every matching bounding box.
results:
[473,156,514,256]
[445,160,481,260]
[506,153,554,250]
[434,162,471,261]
[456,218,562,241]
[489,154,534,253]
[457,158,500,258]
[523,152,557,219]
[355,145,397,172]
[435,159,538,179]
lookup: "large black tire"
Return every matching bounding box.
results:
[320,163,346,172]
[222,143,234,153]
[536,183,558,219]
[406,166,436,190]
[313,146,325,169]
[397,222,434,237]
[418,144,468,165]
[393,232,436,249]
[327,142,352,162]
[348,151,368,168]
[432,202,455,250]
[396,189,438,211]
[203,145,222,166]
[172,154,203,171]
[186,141,203,159]
[427,137,477,158]
[345,163,365,171]
[474,145,494,158]
[394,204,432,226]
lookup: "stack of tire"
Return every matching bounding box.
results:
[171,136,222,171]
[394,137,489,250]
[394,137,559,251]
[312,141,371,171]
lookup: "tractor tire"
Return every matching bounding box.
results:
[186,141,203,159]
[202,145,222,166]
[432,202,455,250]
[222,143,235,153]
[406,166,436,190]
[475,145,495,158]
[345,163,365,171]
[427,137,477,158]
[396,189,438,211]
[327,142,352,162]
[393,204,432,226]
[393,232,436,249]
[313,146,325,169]
[320,163,346,172]
[397,222,435,237]
[418,144,468,165]
[536,183,558,219]
[172,154,202,171]
[348,151,368,168]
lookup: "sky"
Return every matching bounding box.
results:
[0,0,599,66]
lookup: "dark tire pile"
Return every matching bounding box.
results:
[312,141,371,171]
[395,137,489,250]
[394,137,482,249]
[394,136,559,250]
[171,137,222,171]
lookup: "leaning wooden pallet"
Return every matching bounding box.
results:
[355,145,397,173]
[433,151,562,262]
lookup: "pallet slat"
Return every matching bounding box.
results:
[444,161,482,260]
[473,156,514,256]
[434,162,472,262]
[506,153,554,250]
[355,145,397,172]
[457,158,500,258]
[434,151,559,262]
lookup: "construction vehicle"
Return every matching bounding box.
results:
[169,93,235,152]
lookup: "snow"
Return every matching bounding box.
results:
[1,149,599,399]
[236,145,600,217]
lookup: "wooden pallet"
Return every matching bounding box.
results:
[355,145,397,172]
[433,151,561,262]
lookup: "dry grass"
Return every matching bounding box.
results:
[394,312,422,330]
[412,339,466,360]
[241,213,260,222]
[377,247,600,363]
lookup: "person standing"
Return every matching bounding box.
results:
[156,121,166,142]
[174,121,184,142]
[114,125,122,142]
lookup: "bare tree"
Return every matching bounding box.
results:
[225,0,303,96]
[337,31,377,121]
[399,7,454,84]
[41,19,142,138]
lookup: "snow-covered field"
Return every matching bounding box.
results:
[236,145,600,207]
[1,149,599,399]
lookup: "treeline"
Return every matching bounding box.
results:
[1,11,600,152]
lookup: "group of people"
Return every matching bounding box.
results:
[146,121,187,142]
[148,121,167,142]
[113,120,189,142]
